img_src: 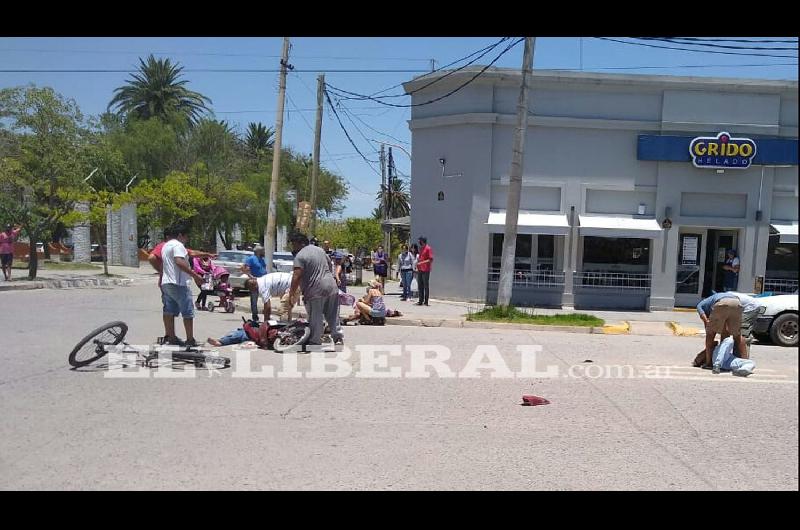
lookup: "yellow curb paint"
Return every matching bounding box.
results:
[602,321,630,335]
[669,321,703,336]
[672,307,697,313]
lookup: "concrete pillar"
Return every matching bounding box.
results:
[233,224,242,250]
[106,206,122,266]
[120,203,138,267]
[649,226,678,311]
[72,201,91,263]
[277,225,287,252]
[216,229,226,253]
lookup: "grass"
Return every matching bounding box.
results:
[466,306,604,327]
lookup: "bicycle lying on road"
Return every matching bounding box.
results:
[68,321,231,369]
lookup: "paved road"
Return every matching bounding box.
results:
[1,284,796,490]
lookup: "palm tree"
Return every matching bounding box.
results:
[375,177,410,219]
[108,54,211,125]
[245,122,275,155]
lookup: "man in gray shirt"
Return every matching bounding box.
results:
[288,232,343,347]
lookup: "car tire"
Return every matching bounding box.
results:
[770,312,798,347]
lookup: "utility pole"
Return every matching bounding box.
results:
[380,144,389,254]
[497,37,536,308]
[386,147,395,260]
[309,73,325,236]
[264,37,291,271]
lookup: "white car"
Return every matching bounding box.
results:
[211,250,253,291]
[272,252,294,273]
[752,293,799,347]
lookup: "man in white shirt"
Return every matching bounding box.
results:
[246,271,297,320]
[160,223,204,346]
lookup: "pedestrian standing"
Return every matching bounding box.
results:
[415,236,433,306]
[722,249,740,292]
[398,244,414,301]
[0,223,22,281]
[373,245,388,289]
[243,245,268,322]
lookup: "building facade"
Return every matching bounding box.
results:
[403,69,798,310]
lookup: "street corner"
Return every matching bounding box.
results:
[600,321,630,335]
[668,321,704,337]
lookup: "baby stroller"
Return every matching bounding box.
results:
[196,265,236,313]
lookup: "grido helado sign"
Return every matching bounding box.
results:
[689,131,757,169]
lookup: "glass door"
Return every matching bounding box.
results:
[675,231,705,306]
[711,231,738,293]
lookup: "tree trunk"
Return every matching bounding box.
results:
[28,239,38,280]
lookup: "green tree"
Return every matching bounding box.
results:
[126,171,214,241]
[0,86,89,278]
[375,177,410,219]
[108,54,211,126]
[109,116,180,181]
[245,122,274,156]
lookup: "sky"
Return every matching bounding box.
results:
[1,36,797,218]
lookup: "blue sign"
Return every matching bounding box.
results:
[637,134,798,166]
[689,132,757,169]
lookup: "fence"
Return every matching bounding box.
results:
[575,272,652,291]
[486,268,565,288]
[764,277,799,295]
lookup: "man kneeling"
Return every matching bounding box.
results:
[245,271,298,321]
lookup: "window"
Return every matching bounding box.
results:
[766,237,798,280]
[490,234,555,271]
[582,237,650,272]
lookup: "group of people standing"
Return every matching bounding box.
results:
[371,237,433,306]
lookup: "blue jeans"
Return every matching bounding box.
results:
[161,283,195,318]
[713,337,756,374]
[218,328,249,346]
[400,269,413,299]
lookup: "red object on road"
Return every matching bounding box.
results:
[521,395,550,406]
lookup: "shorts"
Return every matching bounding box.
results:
[0,253,12,267]
[161,283,195,318]
[709,297,742,336]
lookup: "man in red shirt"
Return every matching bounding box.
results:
[147,227,214,287]
[415,236,433,306]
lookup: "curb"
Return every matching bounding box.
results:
[669,321,704,337]
[0,277,134,291]
[385,317,601,334]
[601,321,630,335]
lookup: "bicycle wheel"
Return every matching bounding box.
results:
[68,321,128,368]
[273,325,311,353]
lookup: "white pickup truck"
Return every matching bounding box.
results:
[752,293,799,347]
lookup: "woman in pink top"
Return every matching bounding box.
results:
[0,224,22,281]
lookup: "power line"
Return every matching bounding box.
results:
[595,37,799,59]
[547,63,798,71]
[325,37,525,108]
[284,93,372,196]
[324,89,383,178]
[0,68,431,73]
[641,37,798,44]
[333,37,512,102]
[0,48,438,61]
[632,37,799,51]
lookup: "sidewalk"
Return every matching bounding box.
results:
[240,273,705,338]
[0,263,155,291]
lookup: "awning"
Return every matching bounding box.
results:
[578,215,663,238]
[486,210,570,235]
[381,216,411,229]
[770,222,798,244]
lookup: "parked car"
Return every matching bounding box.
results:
[272,251,294,273]
[752,293,799,347]
[90,244,107,262]
[212,250,253,291]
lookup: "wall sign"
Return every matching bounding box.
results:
[682,236,698,265]
[689,131,757,169]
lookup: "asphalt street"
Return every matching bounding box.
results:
[1,283,797,490]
